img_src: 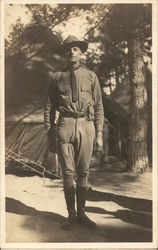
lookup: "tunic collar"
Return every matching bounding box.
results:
[68,61,80,72]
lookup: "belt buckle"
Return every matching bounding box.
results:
[73,112,78,119]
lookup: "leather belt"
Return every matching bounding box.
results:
[61,112,86,119]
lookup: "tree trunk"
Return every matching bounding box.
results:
[128,35,150,173]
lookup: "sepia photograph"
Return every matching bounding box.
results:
[0,0,158,248]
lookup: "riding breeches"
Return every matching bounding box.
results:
[57,117,95,188]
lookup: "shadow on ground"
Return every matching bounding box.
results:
[87,189,152,212]
[6,195,152,242]
[86,206,152,228]
[6,197,65,223]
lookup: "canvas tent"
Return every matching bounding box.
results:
[5,106,61,179]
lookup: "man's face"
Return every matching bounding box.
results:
[65,46,82,63]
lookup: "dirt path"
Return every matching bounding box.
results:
[5,166,152,243]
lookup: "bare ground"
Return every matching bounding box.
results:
[5,162,152,243]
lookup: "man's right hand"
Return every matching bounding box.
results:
[47,126,58,153]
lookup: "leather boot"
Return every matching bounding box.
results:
[62,186,77,230]
[76,186,96,228]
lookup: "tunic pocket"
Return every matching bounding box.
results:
[58,86,70,105]
[80,84,92,104]
[81,85,92,94]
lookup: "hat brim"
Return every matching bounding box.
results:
[56,41,88,54]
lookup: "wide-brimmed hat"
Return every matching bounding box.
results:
[57,35,88,54]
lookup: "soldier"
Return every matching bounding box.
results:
[44,35,104,230]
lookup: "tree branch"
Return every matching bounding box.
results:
[81,15,107,39]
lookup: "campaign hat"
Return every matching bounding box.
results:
[57,35,88,54]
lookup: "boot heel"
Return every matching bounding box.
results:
[76,186,96,228]
[77,212,96,228]
[62,214,77,230]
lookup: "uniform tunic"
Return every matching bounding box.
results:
[44,66,104,187]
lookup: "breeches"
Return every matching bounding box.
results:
[57,117,95,188]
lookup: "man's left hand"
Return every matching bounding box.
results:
[95,132,103,152]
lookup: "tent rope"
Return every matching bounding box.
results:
[6,150,45,177]
[5,125,29,160]
[5,148,61,180]
[17,123,30,153]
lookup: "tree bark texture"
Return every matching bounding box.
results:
[128,36,149,172]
